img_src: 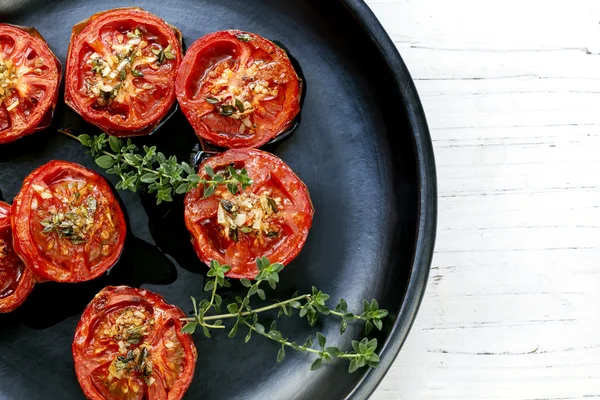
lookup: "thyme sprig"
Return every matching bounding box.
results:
[181,258,388,373]
[58,130,252,204]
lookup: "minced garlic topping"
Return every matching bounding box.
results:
[217,190,281,241]
[102,307,156,390]
[205,59,281,135]
[40,194,97,245]
[0,55,46,107]
[84,27,175,106]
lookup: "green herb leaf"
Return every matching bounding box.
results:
[348,359,359,373]
[316,332,326,348]
[340,320,348,335]
[326,347,340,357]
[235,98,245,113]
[310,358,323,371]
[277,347,285,363]
[240,278,252,288]
[254,323,265,334]
[227,303,239,314]
[228,322,239,338]
[96,155,115,169]
[181,322,197,334]
[219,105,236,116]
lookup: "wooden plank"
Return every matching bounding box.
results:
[366,0,600,398]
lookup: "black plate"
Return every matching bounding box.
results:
[0,1,437,399]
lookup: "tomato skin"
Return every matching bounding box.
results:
[175,30,301,148]
[0,24,61,144]
[65,8,183,137]
[0,201,35,313]
[11,161,127,283]
[184,149,314,279]
[73,286,197,400]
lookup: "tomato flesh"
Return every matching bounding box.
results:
[176,30,301,148]
[73,286,197,400]
[12,161,126,283]
[0,201,35,313]
[184,149,313,279]
[0,24,61,144]
[65,8,182,137]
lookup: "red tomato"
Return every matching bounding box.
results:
[65,8,183,137]
[0,201,35,313]
[0,24,61,144]
[73,286,197,400]
[184,149,313,279]
[11,161,127,283]
[175,30,302,149]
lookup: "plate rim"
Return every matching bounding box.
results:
[338,1,438,398]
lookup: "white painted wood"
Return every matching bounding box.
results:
[365,1,600,399]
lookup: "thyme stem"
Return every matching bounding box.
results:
[58,129,252,204]
[181,294,311,322]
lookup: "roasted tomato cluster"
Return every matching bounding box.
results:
[0,24,61,144]
[176,30,302,148]
[73,286,197,400]
[65,8,183,137]
[12,160,127,283]
[1,7,312,400]
[184,149,313,279]
[0,160,127,314]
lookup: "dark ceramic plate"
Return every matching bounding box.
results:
[0,0,436,399]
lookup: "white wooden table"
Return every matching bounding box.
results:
[367,1,600,398]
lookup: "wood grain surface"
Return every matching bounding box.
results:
[367,1,600,399]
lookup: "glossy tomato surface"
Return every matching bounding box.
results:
[184,149,313,279]
[11,160,126,283]
[0,24,61,144]
[65,8,183,137]
[0,201,35,313]
[73,286,197,400]
[175,30,301,148]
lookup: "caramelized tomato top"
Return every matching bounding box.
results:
[175,30,301,148]
[0,24,61,144]
[0,201,35,313]
[184,149,313,279]
[65,8,182,137]
[73,286,197,400]
[12,161,126,283]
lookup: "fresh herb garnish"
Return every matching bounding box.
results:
[205,97,219,105]
[152,44,176,66]
[219,105,237,117]
[59,130,253,205]
[40,196,97,244]
[236,33,253,42]
[131,68,144,78]
[181,258,388,373]
[235,98,245,113]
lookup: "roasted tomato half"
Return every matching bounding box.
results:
[184,149,313,279]
[65,8,183,137]
[0,201,35,313]
[175,30,302,148]
[73,286,197,400]
[11,161,127,283]
[0,24,61,144]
